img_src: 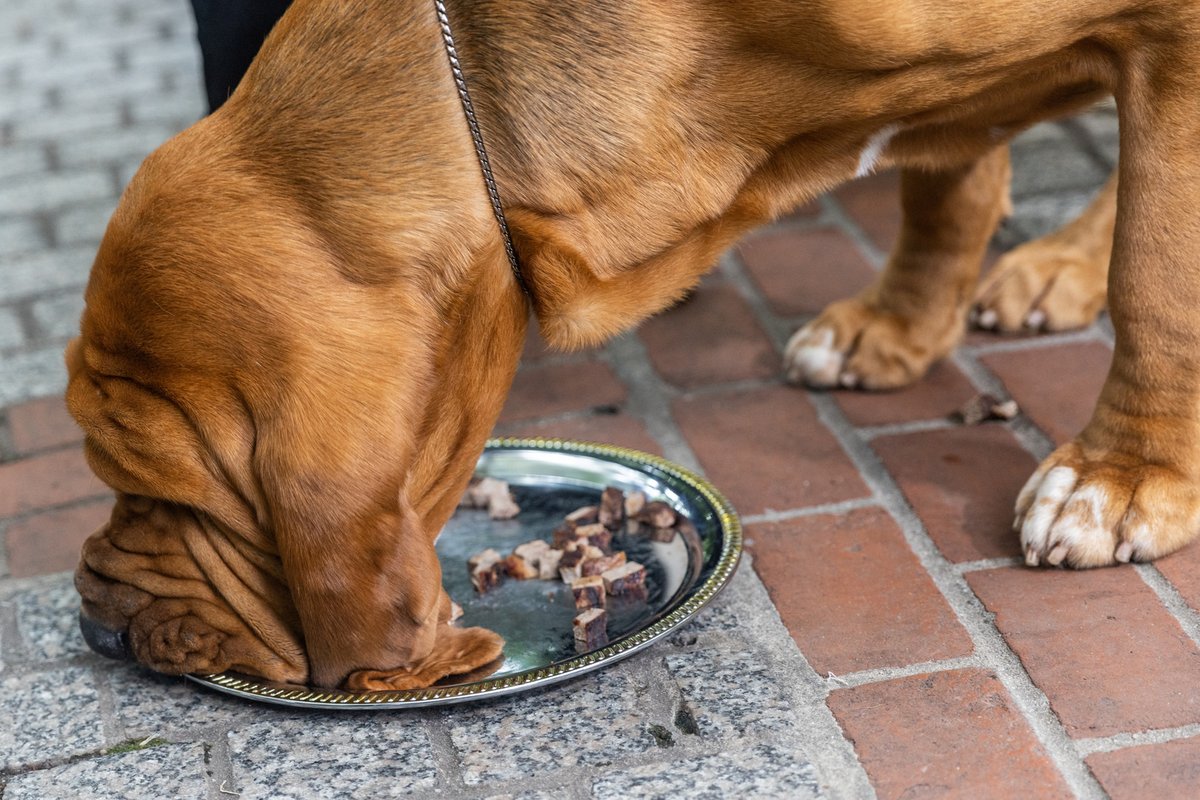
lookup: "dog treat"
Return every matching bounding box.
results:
[460,477,521,520]
[514,539,551,563]
[624,490,647,518]
[598,487,625,529]
[565,505,600,525]
[571,575,607,609]
[602,561,646,595]
[558,542,587,582]
[954,393,1020,426]
[582,550,626,577]
[572,522,613,552]
[638,501,677,529]
[537,548,564,580]
[573,607,608,651]
[502,553,540,580]
[468,548,504,593]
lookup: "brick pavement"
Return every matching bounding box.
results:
[5,0,1200,798]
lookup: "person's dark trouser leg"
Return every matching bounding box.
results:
[188,0,292,113]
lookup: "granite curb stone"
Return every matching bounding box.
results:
[4,741,211,800]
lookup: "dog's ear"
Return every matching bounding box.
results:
[269,466,502,689]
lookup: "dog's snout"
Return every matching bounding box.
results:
[79,610,132,662]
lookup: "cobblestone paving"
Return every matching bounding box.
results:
[7,0,1198,799]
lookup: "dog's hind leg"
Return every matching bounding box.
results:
[974,171,1116,333]
[785,146,1011,390]
[1015,48,1200,567]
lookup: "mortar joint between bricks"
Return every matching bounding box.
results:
[805,390,1108,798]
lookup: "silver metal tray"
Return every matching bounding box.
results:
[187,437,742,708]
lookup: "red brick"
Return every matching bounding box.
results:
[980,342,1111,445]
[872,426,1037,562]
[749,507,972,674]
[1086,737,1200,800]
[637,283,777,389]
[7,395,83,455]
[494,412,662,456]
[5,498,111,577]
[1155,543,1200,617]
[499,359,627,424]
[672,385,868,515]
[834,361,979,427]
[0,448,108,518]
[735,227,876,317]
[828,668,1072,800]
[832,169,902,253]
[967,567,1200,737]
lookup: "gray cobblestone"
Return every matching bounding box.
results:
[54,200,118,247]
[10,107,124,142]
[0,306,25,349]
[5,742,211,800]
[446,665,659,785]
[0,666,105,771]
[9,579,89,662]
[0,344,71,406]
[1009,140,1109,199]
[0,172,114,216]
[106,665,258,738]
[591,744,823,799]
[55,125,176,168]
[0,216,49,253]
[227,716,440,799]
[664,648,797,739]
[31,291,85,340]
[0,246,96,302]
[0,142,50,179]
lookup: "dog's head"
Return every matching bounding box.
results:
[66,114,521,688]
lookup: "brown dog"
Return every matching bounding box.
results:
[67,0,1200,689]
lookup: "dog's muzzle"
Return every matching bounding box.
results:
[79,610,133,662]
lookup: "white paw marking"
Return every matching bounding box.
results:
[1019,466,1077,563]
[855,123,901,178]
[1044,485,1110,565]
[785,326,842,386]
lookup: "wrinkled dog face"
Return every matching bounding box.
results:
[75,493,309,683]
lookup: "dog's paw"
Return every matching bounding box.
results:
[1016,442,1200,568]
[973,242,1107,333]
[784,297,949,390]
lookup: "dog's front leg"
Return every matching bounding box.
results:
[785,146,1011,390]
[1018,54,1200,567]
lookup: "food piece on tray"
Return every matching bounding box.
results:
[581,550,626,577]
[449,601,464,624]
[623,489,647,518]
[537,548,564,580]
[572,522,613,552]
[468,548,504,593]
[571,575,607,609]
[514,539,550,562]
[573,607,608,651]
[602,561,647,595]
[565,504,600,525]
[460,477,521,520]
[638,501,677,529]
[598,487,625,529]
[557,541,586,582]
[502,553,539,580]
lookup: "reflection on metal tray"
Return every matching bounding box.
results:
[187,438,742,708]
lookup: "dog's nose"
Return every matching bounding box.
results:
[79,611,132,661]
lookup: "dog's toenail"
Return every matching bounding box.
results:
[1115,542,1134,563]
[1046,545,1068,566]
[978,309,998,329]
[1024,309,1047,329]
[839,372,858,388]
[1024,549,1040,567]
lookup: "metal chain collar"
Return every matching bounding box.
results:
[434,0,533,302]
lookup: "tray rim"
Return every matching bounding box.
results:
[186,436,743,709]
